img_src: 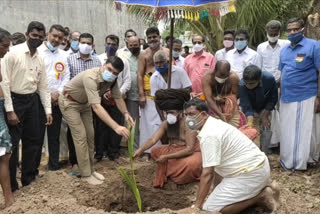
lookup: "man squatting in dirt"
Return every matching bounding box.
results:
[183,99,280,214]
[133,88,202,188]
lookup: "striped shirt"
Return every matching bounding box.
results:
[67,52,101,79]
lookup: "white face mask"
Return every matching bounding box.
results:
[79,43,93,55]
[193,43,204,52]
[215,76,228,84]
[267,34,279,43]
[166,113,177,125]
[223,40,234,48]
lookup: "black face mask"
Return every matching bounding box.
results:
[28,38,43,49]
[129,47,140,56]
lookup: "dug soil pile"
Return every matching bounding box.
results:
[1,151,320,214]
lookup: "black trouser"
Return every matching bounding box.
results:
[47,105,62,170]
[34,100,46,176]
[67,127,77,166]
[94,104,124,160]
[8,93,43,191]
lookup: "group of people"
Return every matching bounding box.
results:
[0,15,319,213]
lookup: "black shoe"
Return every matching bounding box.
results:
[48,165,61,171]
[94,154,103,161]
[21,177,35,187]
[108,153,120,161]
[59,160,69,166]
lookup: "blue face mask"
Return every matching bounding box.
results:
[106,45,117,57]
[288,32,304,44]
[155,63,169,74]
[71,41,79,51]
[102,70,117,82]
[172,50,180,58]
[235,40,248,51]
[47,41,57,52]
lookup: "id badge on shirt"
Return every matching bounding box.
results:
[54,62,66,80]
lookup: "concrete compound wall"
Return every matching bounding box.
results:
[0,0,149,54]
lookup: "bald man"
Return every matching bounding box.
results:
[151,50,192,120]
[202,60,243,128]
[137,50,192,157]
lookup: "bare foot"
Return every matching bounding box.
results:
[4,196,15,208]
[258,187,277,212]
[269,181,280,208]
[81,175,103,185]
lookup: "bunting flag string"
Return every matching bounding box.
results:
[115,0,236,20]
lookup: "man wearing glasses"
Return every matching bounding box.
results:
[184,35,215,98]
[279,17,320,171]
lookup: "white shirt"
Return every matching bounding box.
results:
[225,47,258,79]
[198,116,266,177]
[174,55,185,70]
[150,65,192,96]
[38,43,70,93]
[66,48,77,55]
[215,48,227,61]
[116,47,130,56]
[256,39,290,82]
[98,52,131,95]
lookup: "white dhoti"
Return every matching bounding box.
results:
[203,158,270,212]
[139,98,161,153]
[280,96,320,170]
[270,109,281,146]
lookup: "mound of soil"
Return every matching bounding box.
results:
[1,151,320,214]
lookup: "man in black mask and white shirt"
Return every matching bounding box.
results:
[95,34,131,161]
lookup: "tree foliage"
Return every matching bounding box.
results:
[165,0,313,52]
[123,0,313,53]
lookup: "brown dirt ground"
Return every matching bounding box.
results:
[0,149,320,214]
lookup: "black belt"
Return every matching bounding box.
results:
[11,92,36,99]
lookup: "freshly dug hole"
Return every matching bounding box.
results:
[72,162,198,213]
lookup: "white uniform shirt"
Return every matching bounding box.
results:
[225,47,258,79]
[174,55,185,70]
[215,48,227,61]
[150,65,192,96]
[38,43,70,93]
[98,52,131,95]
[256,39,290,82]
[198,116,266,177]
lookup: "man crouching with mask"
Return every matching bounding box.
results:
[133,89,202,188]
[184,98,280,214]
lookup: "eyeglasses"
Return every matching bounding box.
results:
[192,41,202,45]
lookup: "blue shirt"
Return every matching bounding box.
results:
[279,37,320,103]
[239,72,278,117]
